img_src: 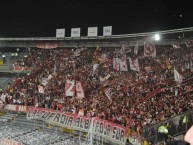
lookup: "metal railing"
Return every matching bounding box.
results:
[141,110,193,144]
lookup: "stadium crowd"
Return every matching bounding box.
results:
[1,43,193,143]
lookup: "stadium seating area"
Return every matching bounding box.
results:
[1,43,193,144]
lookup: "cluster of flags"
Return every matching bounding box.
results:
[65,80,85,98]
[38,40,193,99]
[38,79,85,98]
[113,41,157,72]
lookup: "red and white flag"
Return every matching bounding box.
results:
[172,44,181,49]
[104,88,112,101]
[144,42,156,57]
[78,109,84,116]
[186,40,193,47]
[120,54,128,71]
[113,58,120,71]
[121,44,126,52]
[38,85,45,94]
[76,81,85,98]
[134,42,139,55]
[174,67,183,84]
[129,57,140,72]
[65,80,75,96]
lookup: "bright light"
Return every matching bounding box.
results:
[2,55,5,58]
[24,55,27,58]
[154,34,160,41]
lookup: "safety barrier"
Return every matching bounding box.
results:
[142,110,193,144]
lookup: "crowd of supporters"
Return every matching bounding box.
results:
[1,43,193,143]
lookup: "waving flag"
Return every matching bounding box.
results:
[129,57,140,72]
[113,58,120,71]
[174,67,183,84]
[76,81,85,98]
[134,42,138,55]
[65,80,75,96]
[120,54,128,71]
[38,85,45,94]
[172,44,181,49]
[144,42,156,57]
[104,88,112,101]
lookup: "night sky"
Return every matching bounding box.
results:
[0,0,193,37]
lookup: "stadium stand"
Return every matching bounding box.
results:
[1,28,193,144]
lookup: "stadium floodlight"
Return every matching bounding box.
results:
[2,55,5,58]
[154,34,160,41]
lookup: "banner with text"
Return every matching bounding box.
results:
[27,107,128,145]
[88,27,98,37]
[71,28,81,37]
[0,138,23,145]
[4,104,28,112]
[56,28,65,38]
[103,26,112,36]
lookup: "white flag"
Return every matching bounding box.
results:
[73,49,81,56]
[65,80,75,96]
[174,67,183,84]
[93,63,99,72]
[134,42,138,55]
[76,81,85,98]
[104,88,112,101]
[100,74,111,82]
[129,57,140,72]
[144,42,156,57]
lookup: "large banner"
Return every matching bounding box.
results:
[4,104,28,112]
[0,138,23,145]
[27,107,128,145]
[36,43,58,49]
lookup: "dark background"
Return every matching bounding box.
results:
[0,0,193,37]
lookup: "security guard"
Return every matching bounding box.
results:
[158,123,169,143]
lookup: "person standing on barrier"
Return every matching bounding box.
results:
[158,123,169,143]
